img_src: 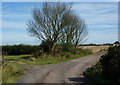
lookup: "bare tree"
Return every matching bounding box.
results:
[27,2,87,52]
[59,12,88,48]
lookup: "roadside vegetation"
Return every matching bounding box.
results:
[2,61,23,83]
[2,44,93,83]
[85,45,120,85]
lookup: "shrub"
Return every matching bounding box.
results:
[77,49,93,55]
[40,39,53,53]
[32,50,44,58]
[59,52,71,58]
[100,45,120,81]
[85,62,112,84]
[114,41,120,44]
[2,44,40,55]
[61,43,74,52]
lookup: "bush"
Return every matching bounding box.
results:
[78,49,93,55]
[32,50,44,58]
[40,39,54,53]
[61,43,74,52]
[2,44,40,55]
[85,62,112,85]
[100,45,120,81]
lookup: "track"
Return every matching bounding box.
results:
[17,52,105,84]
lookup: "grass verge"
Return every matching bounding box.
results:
[2,61,23,83]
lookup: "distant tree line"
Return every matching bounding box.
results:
[80,43,113,46]
[2,44,40,55]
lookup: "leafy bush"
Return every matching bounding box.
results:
[114,41,120,44]
[85,45,120,84]
[85,62,112,85]
[40,39,53,53]
[32,50,44,58]
[100,45,120,81]
[60,43,74,52]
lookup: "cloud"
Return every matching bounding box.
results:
[2,20,27,30]
[85,28,118,44]
[72,2,118,14]
[82,13,118,25]
[88,25,118,28]
[71,3,118,26]
[2,4,32,15]
[1,0,120,2]
[2,31,40,45]
[2,15,31,30]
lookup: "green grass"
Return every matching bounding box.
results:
[3,51,92,65]
[3,55,30,59]
[2,61,23,83]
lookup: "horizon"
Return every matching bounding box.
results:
[1,2,118,45]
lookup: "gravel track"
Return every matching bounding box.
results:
[17,52,105,84]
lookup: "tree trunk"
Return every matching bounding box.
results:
[51,43,56,53]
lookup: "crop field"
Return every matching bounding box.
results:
[78,45,109,53]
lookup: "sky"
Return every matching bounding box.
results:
[1,1,119,45]
[1,0,120,2]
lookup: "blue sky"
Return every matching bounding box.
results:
[1,2,118,45]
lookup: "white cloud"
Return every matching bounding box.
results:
[2,20,27,30]
[99,25,118,28]
[82,13,118,25]
[84,28,118,44]
[72,3,118,26]
[85,34,118,44]
[89,25,118,28]
[72,2,117,13]
[2,15,31,30]
[1,0,120,2]
[2,31,40,45]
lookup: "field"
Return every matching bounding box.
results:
[78,45,109,53]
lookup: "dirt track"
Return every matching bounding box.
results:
[17,52,105,84]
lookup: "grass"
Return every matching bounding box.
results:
[3,53,91,65]
[3,48,93,65]
[2,61,23,83]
